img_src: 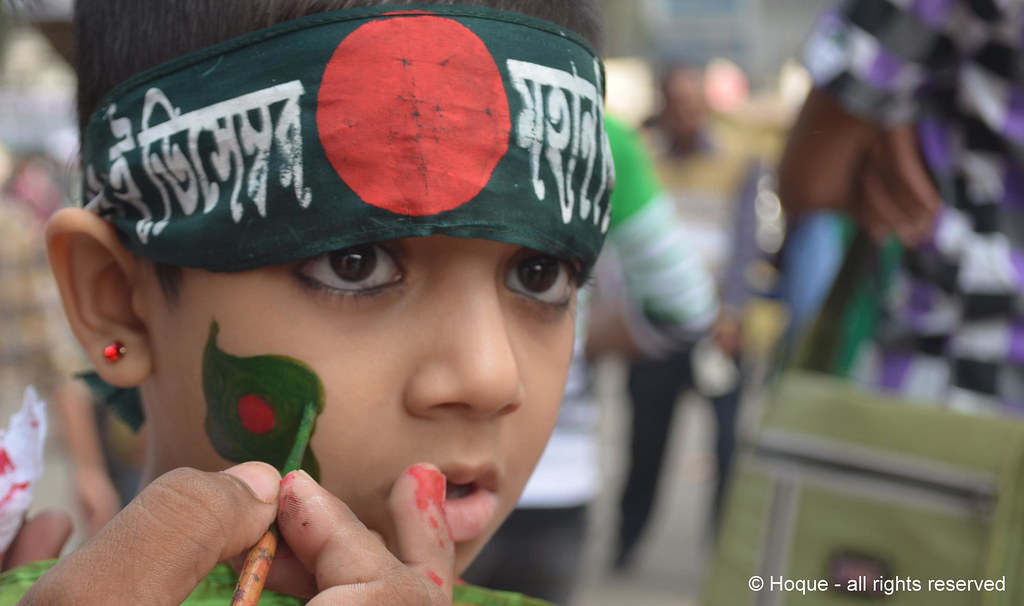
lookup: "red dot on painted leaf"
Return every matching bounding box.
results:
[237,394,276,434]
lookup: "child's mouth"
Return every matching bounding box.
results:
[446,481,474,500]
[441,480,497,543]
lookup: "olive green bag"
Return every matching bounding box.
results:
[702,234,1024,606]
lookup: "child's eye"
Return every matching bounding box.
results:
[298,244,401,293]
[506,254,576,305]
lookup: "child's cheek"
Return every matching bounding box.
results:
[201,320,326,477]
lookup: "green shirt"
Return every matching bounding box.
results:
[605,115,662,228]
[0,560,554,605]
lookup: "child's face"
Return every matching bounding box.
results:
[136,235,577,571]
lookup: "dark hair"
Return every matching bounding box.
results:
[73,0,603,300]
[74,0,601,132]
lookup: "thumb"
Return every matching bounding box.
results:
[20,463,280,605]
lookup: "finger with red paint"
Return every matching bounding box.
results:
[389,464,455,592]
[273,465,452,604]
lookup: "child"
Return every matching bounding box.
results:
[0,1,611,604]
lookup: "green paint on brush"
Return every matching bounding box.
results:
[282,401,318,475]
[203,320,324,480]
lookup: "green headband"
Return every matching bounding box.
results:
[82,5,613,273]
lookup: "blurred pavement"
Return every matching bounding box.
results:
[572,358,731,606]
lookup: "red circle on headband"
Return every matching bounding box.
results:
[317,13,511,216]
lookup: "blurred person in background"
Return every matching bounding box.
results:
[2,0,143,538]
[779,0,1024,415]
[0,148,123,538]
[613,61,773,571]
[464,114,719,605]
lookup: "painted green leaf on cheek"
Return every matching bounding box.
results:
[203,321,325,480]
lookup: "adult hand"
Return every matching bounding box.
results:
[19,463,280,604]
[20,462,454,605]
[779,89,941,247]
[711,306,742,357]
[251,464,455,604]
[854,125,941,246]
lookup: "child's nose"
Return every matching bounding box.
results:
[402,289,523,420]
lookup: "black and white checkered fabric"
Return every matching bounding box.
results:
[802,0,1024,415]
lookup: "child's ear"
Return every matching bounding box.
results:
[46,208,154,387]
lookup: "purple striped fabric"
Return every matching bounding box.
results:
[804,0,1024,414]
[1010,321,1024,365]
[1005,163,1024,210]
[1005,89,1024,141]
[878,349,915,390]
[868,47,905,88]
[911,0,955,27]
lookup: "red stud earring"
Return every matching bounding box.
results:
[103,341,126,363]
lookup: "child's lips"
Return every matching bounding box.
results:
[443,482,497,543]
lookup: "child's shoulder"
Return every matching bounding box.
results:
[0,558,54,604]
[0,560,555,606]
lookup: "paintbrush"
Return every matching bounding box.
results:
[231,401,318,606]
